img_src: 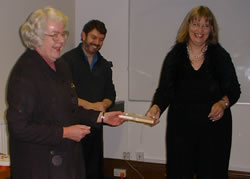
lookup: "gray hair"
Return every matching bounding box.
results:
[20,6,68,49]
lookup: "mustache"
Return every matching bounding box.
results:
[90,43,100,48]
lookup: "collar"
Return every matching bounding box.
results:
[35,49,56,71]
[80,43,99,71]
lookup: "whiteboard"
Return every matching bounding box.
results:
[128,0,250,102]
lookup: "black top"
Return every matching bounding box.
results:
[153,43,241,120]
[62,43,116,104]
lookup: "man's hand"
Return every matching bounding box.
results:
[92,102,107,112]
[78,98,112,112]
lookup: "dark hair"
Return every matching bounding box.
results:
[82,19,107,36]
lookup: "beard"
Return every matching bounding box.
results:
[83,41,100,55]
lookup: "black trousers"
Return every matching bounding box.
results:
[166,116,232,179]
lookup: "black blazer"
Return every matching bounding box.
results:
[7,50,100,179]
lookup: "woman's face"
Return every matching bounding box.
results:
[36,20,67,62]
[188,17,213,46]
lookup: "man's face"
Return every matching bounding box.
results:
[82,28,105,56]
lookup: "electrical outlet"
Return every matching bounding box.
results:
[114,168,126,177]
[136,152,144,161]
[123,152,130,160]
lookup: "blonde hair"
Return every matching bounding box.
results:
[20,6,68,49]
[176,5,218,44]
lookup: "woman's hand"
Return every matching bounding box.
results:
[146,104,161,126]
[63,125,91,142]
[208,100,227,122]
[102,111,125,126]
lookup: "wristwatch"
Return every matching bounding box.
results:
[221,99,229,109]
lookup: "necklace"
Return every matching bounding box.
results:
[187,45,208,59]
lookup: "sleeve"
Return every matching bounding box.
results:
[152,48,178,114]
[103,61,116,104]
[75,108,101,129]
[216,45,241,106]
[6,67,63,146]
[60,58,102,129]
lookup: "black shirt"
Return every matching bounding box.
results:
[62,43,116,104]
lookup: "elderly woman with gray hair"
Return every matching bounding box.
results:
[7,6,124,179]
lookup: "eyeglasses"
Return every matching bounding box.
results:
[44,31,69,41]
[190,22,210,31]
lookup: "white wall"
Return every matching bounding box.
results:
[128,0,250,102]
[76,0,250,172]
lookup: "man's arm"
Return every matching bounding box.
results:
[78,98,112,112]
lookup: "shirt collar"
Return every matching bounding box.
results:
[81,43,99,71]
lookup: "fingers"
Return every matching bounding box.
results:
[150,118,160,126]
[112,118,125,126]
[104,111,125,126]
[75,126,91,142]
[146,105,160,120]
[108,111,124,116]
[208,103,225,122]
[78,125,91,136]
[208,110,222,120]
[93,102,106,112]
[209,112,223,122]
[64,125,91,142]
[78,125,91,130]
